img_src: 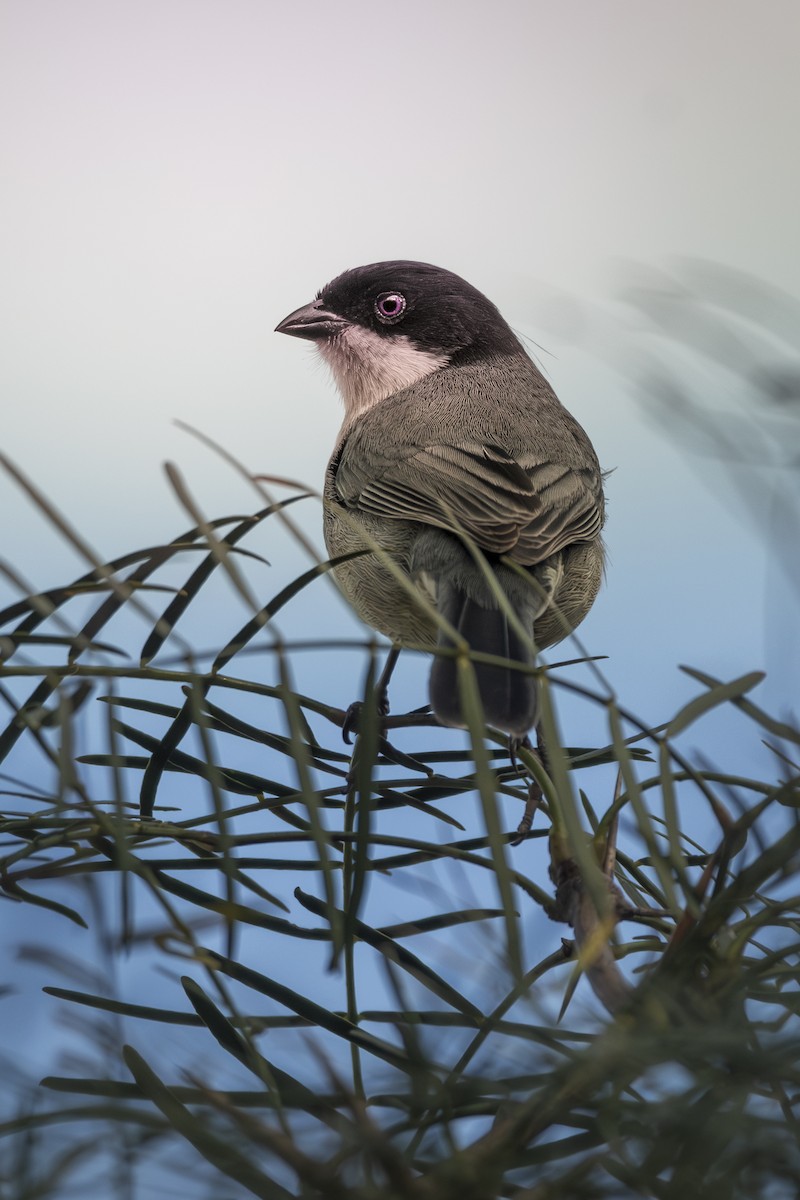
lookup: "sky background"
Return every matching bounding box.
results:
[1,1,799,1191]
[2,0,798,707]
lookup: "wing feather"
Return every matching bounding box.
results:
[335,436,602,565]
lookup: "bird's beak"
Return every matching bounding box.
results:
[275,300,348,341]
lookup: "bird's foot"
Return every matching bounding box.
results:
[342,646,401,745]
[342,694,390,745]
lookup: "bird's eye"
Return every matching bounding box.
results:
[374,291,407,324]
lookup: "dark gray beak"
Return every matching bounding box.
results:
[275,300,347,341]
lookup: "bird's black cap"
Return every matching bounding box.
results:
[278,260,524,364]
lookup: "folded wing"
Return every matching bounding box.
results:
[334,440,603,565]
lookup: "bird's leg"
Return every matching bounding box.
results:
[342,646,401,745]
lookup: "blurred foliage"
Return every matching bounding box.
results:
[1,269,799,1198]
[622,260,800,601]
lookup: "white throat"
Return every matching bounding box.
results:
[317,325,449,427]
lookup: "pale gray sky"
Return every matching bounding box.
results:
[1,0,798,705]
[2,0,798,710]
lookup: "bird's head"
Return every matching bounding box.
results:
[276,260,523,422]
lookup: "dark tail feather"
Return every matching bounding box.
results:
[429,582,538,736]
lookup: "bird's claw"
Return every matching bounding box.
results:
[342,695,390,745]
[342,703,360,745]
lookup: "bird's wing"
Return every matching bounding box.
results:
[334,440,603,563]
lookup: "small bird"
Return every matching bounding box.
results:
[276,261,605,740]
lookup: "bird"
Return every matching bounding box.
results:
[276,261,605,741]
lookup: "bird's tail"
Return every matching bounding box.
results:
[411,531,552,737]
[429,579,539,736]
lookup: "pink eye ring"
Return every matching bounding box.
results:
[374,291,407,324]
